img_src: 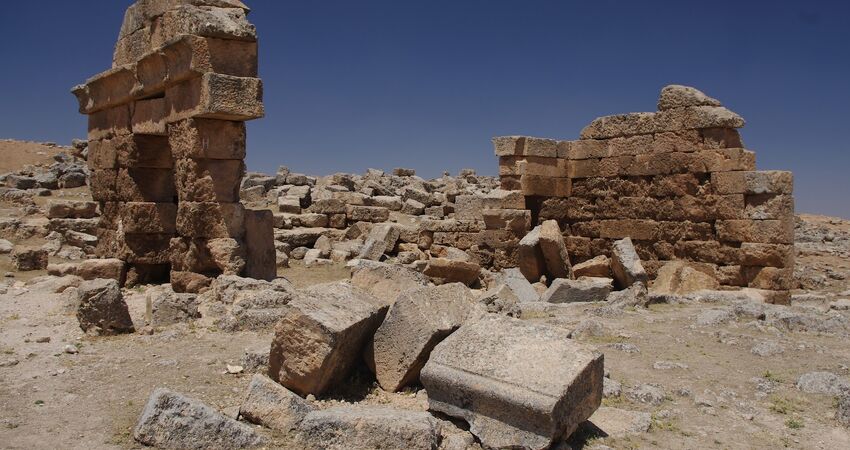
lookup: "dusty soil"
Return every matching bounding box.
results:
[0,140,66,173]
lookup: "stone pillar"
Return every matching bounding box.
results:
[73,0,274,292]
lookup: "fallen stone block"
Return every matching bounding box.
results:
[611,237,648,288]
[76,279,135,335]
[423,258,480,286]
[296,405,440,450]
[134,388,264,449]
[166,73,264,122]
[357,223,400,261]
[48,258,127,285]
[269,282,388,396]
[46,201,99,219]
[370,283,481,391]
[582,406,652,438]
[539,220,572,279]
[243,209,276,281]
[240,374,314,432]
[518,225,546,282]
[421,315,604,450]
[349,260,429,306]
[496,267,540,303]
[573,255,611,278]
[541,277,613,303]
[651,261,719,295]
[11,247,49,271]
[151,289,200,326]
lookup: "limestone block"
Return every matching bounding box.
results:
[573,255,611,278]
[357,224,400,261]
[175,158,244,202]
[115,168,177,202]
[168,118,246,160]
[740,243,794,268]
[657,85,721,110]
[120,202,177,234]
[46,201,98,219]
[744,266,796,291]
[76,279,134,334]
[117,134,174,169]
[176,202,245,238]
[370,283,480,391]
[165,73,264,122]
[421,315,604,449]
[716,219,794,245]
[520,174,571,197]
[650,261,720,295]
[150,4,257,50]
[240,374,314,432]
[492,136,525,156]
[244,209,276,281]
[296,406,440,450]
[349,260,429,306]
[482,209,531,233]
[87,104,132,141]
[268,282,388,396]
[72,66,136,114]
[132,98,167,135]
[11,247,49,271]
[744,194,795,220]
[423,258,481,286]
[712,170,793,195]
[518,225,546,283]
[541,277,613,303]
[538,220,572,279]
[346,205,390,223]
[611,237,648,288]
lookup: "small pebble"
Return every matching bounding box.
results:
[63,345,78,354]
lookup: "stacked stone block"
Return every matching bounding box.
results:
[494,86,794,301]
[73,0,273,292]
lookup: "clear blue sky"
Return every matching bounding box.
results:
[1,1,848,218]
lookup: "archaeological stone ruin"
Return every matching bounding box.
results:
[72,0,274,293]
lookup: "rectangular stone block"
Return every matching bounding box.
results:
[499,175,521,191]
[523,156,569,178]
[523,137,559,158]
[744,194,795,220]
[565,139,608,160]
[137,35,259,96]
[712,171,794,195]
[165,73,264,122]
[132,98,167,135]
[87,104,132,141]
[175,158,244,202]
[119,134,174,168]
[740,243,794,268]
[87,138,119,170]
[113,25,152,67]
[744,266,796,290]
[243,209,276,281]
[90,170,118,202]
[716,219,794,244]
[120,202,177,234]
[482,209,531,233]
[97,229,173,265]
[520,174,571,197]
[492,136,525,156]
[73,66,136,114]
[580,106,744,140]
[700,128,743,149]
[176,202,246,238]
[674,240,743,265]
[650,130,703,153]
[168,118,246,160]
[346,205,390,223]
[116,168,177,202]
[498,156,526,177]
[150,4,257,49]
[421,315,603,449]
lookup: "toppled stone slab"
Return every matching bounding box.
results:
[518,225,546,282]
[151,289,200,326]
[539,220,572,279]
[296,405,441,450]
[76,279,135,335]
[11,247,48,271]
[370,283,481,391]
[269,281,388,396]
[134,388,263,449]
[349,260,429,306]
[423,258,480,286]
[48,258,127,284]
[240,374,314,432]
[541,277,613,303]
[572,255,611,278]
[583,406,652,438]
[611,237,647,288]
[421,315,604,449]
[495,267,540,303]
[651,261,719,295]
[357,223,400,261]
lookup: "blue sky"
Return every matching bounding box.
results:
[1,1,848,218]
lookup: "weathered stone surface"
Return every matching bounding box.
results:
[611,237,648,288]
[120,202,177,234]
[541,277,613,303]
[538,220,572,279]
[518,225,546,283]
[651,261,719,295]
[370,283,481,391]
[46,201,98,219]
[349,260,429,305]
[48,258,127,284]
[423,258,480,286]
[11,247,49,271]
[240,374,314,432]
[151,289,200,326]
[711,170,793,195]
[134,388,263,449]
[657,85,721,111]
[357,223,399,261]
[573,255,611,278]
[296,405,441,450]
[243,209,276,281]
[585,406,652,438]
[421,315,604,450]
[76,279,135,334]
[497,267,540,303]
[269,282,388,396]
[176,202,245,238]
[166,73,264,122]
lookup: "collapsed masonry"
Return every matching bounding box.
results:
[492,85,795,301]
[72,0,274,292]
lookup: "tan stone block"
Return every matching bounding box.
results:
[744,267,796,290]
[654,221,713,242]
[523,156,568,178]
[597,220,656,240]
[523,137,558,158]
[493,136,525,156]
[244,209,276,281]
[87,138,119,170]
[654,194,744,222]
[346,205,390,223]
[520,174,571,197]
[175,158,244,202]
[87,104,132,141]
[647,174,702,197]
[556,140,572,159]
[165,73,264,122]
[711,171,794,195]
[90,170,118,202]
[740,243,794,268]
[482,209,531,233]
[674,240,742,265]
[695,148,756,173]
[170,270,214,294]
[117,134,174,169]
[150,5,256,50]
[538,220,571,279]
[716,265,747,287]
[177,202,246,239]
[650,130,702,153]
[137,35,259,96]
[132,98,167,135]
[744,194,795,220]
[169,237,246,275]
[607,134,653,157]
[73,66,137,114]
[168,118,246,160]
[500,175,521,191]
[580,106,745,140]
[120,202,177,234]
[700,128,743,149]
[113,25,152,67]
[115,167,177,202]
[716,219,794,244]
[98,230,173,265]
[566,140,608,160]
[498,156,526,176]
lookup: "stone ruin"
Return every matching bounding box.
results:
[488,85,795,303]
[72,0,274,292]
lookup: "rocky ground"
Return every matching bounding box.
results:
[1,140,849,449]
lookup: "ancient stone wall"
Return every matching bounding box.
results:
[72,0,274,292]
[493,86,795,298]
